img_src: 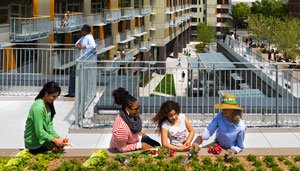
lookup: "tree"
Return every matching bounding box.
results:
[273,18,300,61]
[250,0,288,19]
[247,14,268,46]
[196,23,214,53]
[231,3,250,29]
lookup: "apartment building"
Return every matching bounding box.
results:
[0,0,192,73]
[289,0,300,18]
[191,0,232,38]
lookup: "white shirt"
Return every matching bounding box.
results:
[75,34,96,56]
[162,114,188,146]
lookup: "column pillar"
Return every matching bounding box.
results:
[173,37,179,58]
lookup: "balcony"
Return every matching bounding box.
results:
[96,37,115,54]
[216,13,232,19]
[166,7,175,14]
[139,41,151,52]
[133,26,147,37]
[169,17,183,27]
[53,12,83,33]
[10,16,50,42]
[141,6,152,16]
[91,13,105,26]
[103,9,121,23]
[121,7,134,20]
[117,31,135,44]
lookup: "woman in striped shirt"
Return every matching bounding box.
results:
[110,87,160,152]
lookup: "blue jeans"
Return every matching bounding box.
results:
[141,136,161,147]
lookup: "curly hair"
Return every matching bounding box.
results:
[112,87,137,112]
[152,101,180,133]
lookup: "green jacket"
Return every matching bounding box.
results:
[24,99,59,149]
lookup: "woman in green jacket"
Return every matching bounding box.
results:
[24,81,64,154]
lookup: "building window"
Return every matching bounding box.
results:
[192,17,197,22]
[199,0,201,4]
[199,8,201,12]
[198,18,201,22]
[192,0,197,4]
[203,0,205,4]
[192,8,197,12]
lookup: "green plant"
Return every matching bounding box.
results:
[106,161,121,170]
[278,156,286,161]
[54,160,84,171]
[295,155,300,162]
[202,156,213,165]
[139,74,153,87]
[247,154,257,162]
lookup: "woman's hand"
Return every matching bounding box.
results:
[178,144,191,152]
[138,131,147,137]
[52,137,64,148]
[141,142,153,150]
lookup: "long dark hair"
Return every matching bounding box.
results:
[152,101,180,133]
[112,87,136,112]
[35,81,61,120]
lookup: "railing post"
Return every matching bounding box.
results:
[75,60,81,128]
[275,64,279,127]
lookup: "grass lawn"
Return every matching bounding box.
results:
[139,73,153,87]
[154,74,176,96]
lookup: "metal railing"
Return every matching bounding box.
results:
[1,43,300,128]
[10,16,50,42]
[78,60,300,128]
[103,9,121,23]
[140,6,152,15]
[75,48,97,127]
[53,12,83,33]
[121,7,134,20]
[0,43,78,95]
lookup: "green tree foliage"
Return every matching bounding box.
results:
[250,0,288,19]
[196,23,214,53]
[247,14,268,45]
[273,18,300,61]
[231,2,250,29]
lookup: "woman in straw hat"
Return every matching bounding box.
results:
[194,94,246,157]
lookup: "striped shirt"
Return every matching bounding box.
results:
[110,115,142,152]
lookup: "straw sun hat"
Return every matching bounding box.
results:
[214,94,243,110]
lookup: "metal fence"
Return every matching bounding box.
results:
[77,60,300,128]
[0,43,78,95]
[1,43,300,128]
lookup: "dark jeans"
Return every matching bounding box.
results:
[141,136,161,147]
[68,69,76,96]
[27,142,57,154]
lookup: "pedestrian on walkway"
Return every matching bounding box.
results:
[152,101,195,152]
[110,87,160,152]
[177,57,181,67]
[181,71,185,82]
[193,94,246,159]
[65,25,96,97]
[24,81,66,154]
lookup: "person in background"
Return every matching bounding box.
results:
[268,48,276,62]
[110,87,160,152]
[24,81,66,154]
[194,94,246,159]
[65,25,96,97]
[152,101,195,152]
[61,11,70,28]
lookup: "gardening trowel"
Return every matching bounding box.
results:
[183,142,200,164]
